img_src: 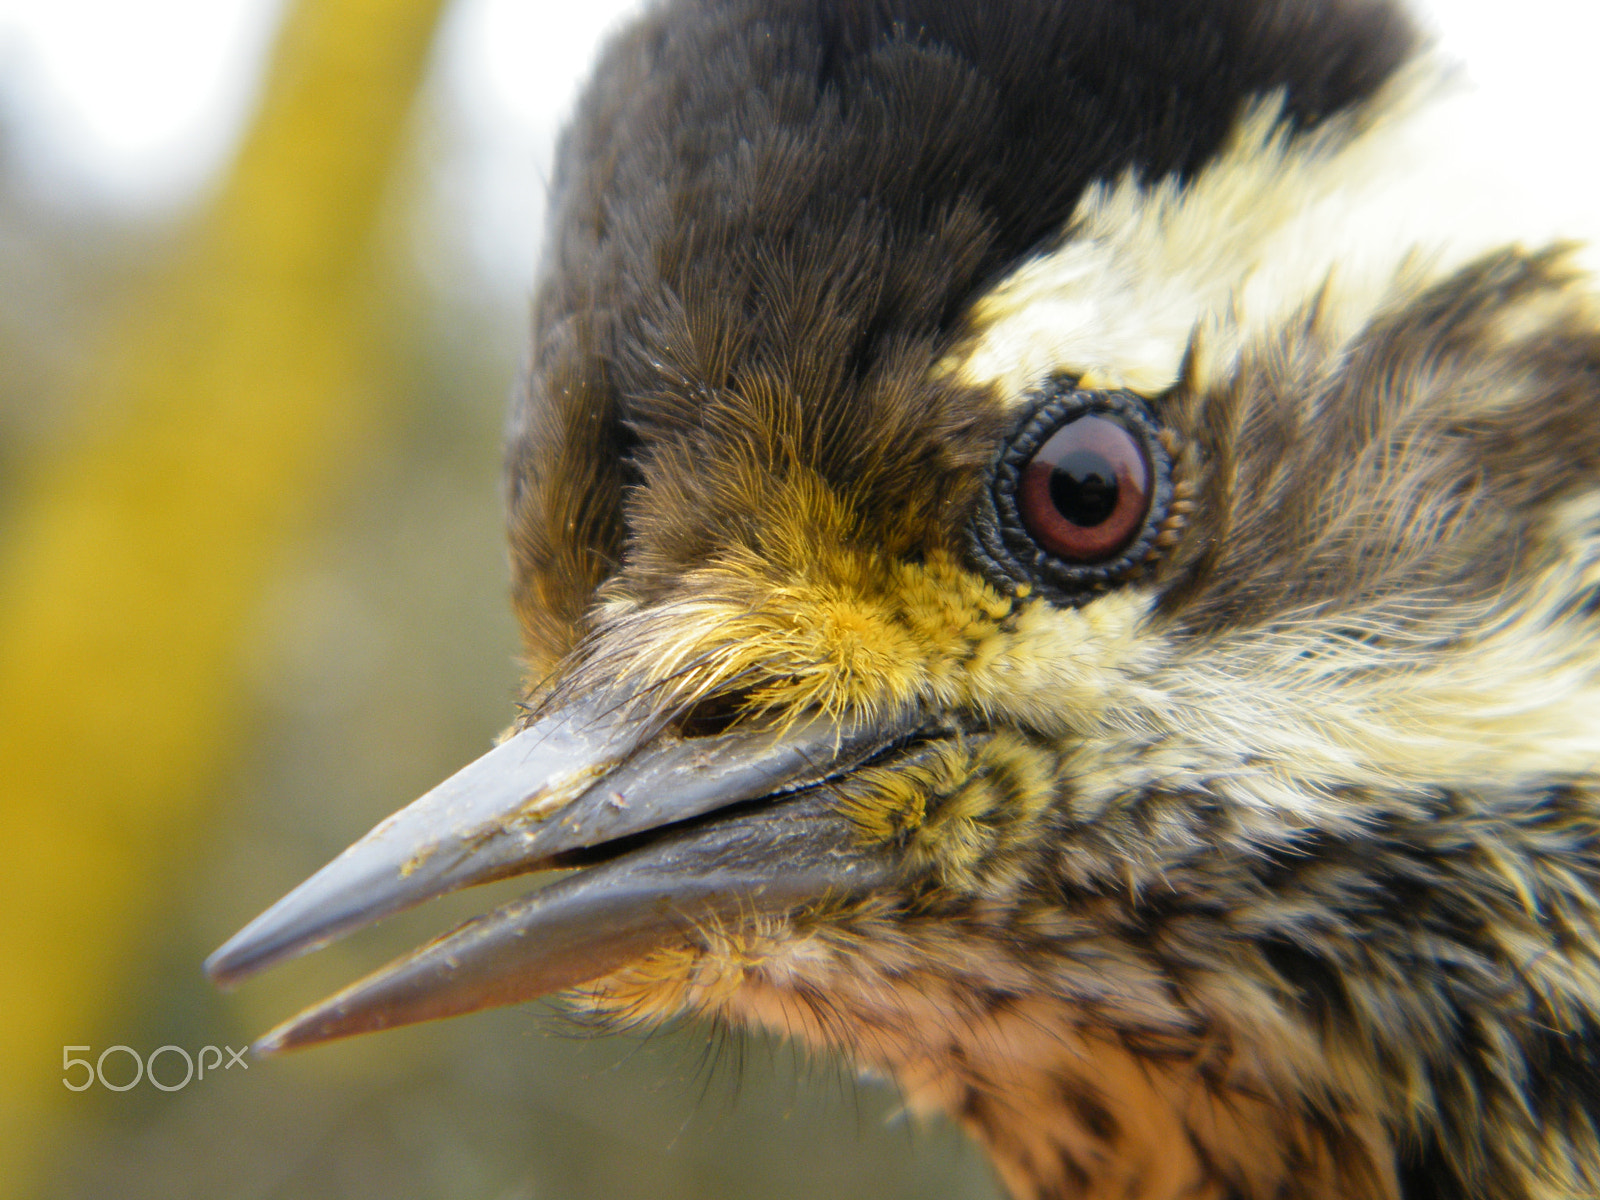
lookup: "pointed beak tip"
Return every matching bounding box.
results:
[204,926,285,990]
[251,1004,355,1058]
[204,964,240,992]
[204,933,257,985]
[251,1025,295,1058]
[203,951,242,991]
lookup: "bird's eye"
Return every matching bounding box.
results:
[1016,414,1150,562]
[969,381,1173,606]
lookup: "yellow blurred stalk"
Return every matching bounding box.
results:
[0,0,450,1187]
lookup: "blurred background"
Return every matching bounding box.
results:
[0,1,1595,1197]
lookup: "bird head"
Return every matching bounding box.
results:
[209,1,1600,1197]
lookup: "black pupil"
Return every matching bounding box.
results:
[1048,449,1119,527]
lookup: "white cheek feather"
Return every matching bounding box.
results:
[944,55,1598,405]
[962,493,1600,823]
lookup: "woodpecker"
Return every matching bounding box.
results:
[207,1,1600,1197]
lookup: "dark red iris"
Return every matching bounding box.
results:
[1017,414,1150,562]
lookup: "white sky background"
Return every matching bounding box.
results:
[0,0,1595,295]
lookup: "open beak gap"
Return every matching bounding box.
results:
[207,700,913,1051]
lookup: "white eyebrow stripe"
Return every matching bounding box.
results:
[942,56,1594,406]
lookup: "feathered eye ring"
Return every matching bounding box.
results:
[969,381,1174,606]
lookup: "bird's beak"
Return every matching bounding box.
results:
[206,699,913,1054]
